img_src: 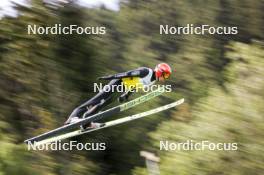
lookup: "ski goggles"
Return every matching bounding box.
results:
[162,72,170,79]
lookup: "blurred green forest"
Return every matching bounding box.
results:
[0,0,263,175]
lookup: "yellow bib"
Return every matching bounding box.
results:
[121,77,143,90]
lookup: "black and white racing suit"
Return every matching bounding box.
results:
[65,67,156,124]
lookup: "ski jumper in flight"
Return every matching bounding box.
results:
[64,63,172,127]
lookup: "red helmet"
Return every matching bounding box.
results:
[155,63,172,79]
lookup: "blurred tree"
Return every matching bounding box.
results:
[146,41,264,175]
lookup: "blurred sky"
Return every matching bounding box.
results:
[0,0,120,18]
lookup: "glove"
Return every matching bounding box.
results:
[118,94,129,103]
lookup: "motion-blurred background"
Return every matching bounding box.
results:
[0,0,263,175]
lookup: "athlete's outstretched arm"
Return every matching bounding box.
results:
[98,67,150,80]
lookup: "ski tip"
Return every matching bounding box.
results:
[176,98,184,105]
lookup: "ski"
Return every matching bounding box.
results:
[25,87,165,144]
[33,98,184,146]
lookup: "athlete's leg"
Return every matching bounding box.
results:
[65,79,122,124]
